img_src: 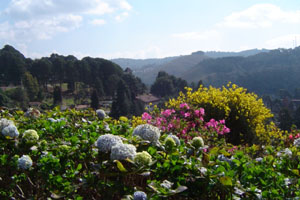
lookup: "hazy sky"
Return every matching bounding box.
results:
[1,0,300,59]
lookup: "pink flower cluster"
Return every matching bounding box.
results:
[205,119,230,135]
[289,133,300,140]
[141,102,230,141]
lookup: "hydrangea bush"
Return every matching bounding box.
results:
[0,86,300,199]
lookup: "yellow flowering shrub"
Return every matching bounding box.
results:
[167,83,274,145]
[131,116,146,128]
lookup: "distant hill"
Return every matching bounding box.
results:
[182,47,300,95]
[112,51,208,85]
[111,56,178,70]
[111,49,268,85]
[204,48,269,58]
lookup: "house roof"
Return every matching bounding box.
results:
[136,94,160,103]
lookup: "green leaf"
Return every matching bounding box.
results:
[291,169,299,176]
[202,153,210,166]
[219,176,232,186]
[220,149,231,157]
[76,163,82,171]
[114,160,127,172]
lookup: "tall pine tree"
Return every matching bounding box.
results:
[110,80,131,118]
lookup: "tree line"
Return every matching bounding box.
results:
[0,45,146,117]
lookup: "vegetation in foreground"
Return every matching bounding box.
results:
[1,84,300,199]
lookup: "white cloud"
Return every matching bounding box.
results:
[115,12,129,22]
[0,22,15,40]
[1,0,131,42]
[265,34,300,49]
[4,0,131,19]
[90,19,106,26]
[219,4,300,29]
[9,14,82,41]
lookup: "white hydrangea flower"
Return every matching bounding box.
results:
[166,134,180,146]
[134,151,152,166]
[48,118,57,123]
[18,155,33,169]
[96,134,123,153]
[110,143,136,160]
[199,167,207,175]
[0,118,14,132]
[277,148,292,158]
[254,188,262,199]
[132,124,161,144]
[160,180,173,189]
[2,124,19,138]
[96,109,106,120]
[104,124,111,132]
[234,187,244,196]
[22,129,39,142]
[294,138,300,148]
[191,136,204,148]
[284,178,292,186]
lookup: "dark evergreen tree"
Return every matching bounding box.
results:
[94,78,105,97]
[279,108,293,131]
[110,80,131,118]
[90,89,99,110]
[53,86,62,105]
[294,106,300,129]
[151,77,174,97]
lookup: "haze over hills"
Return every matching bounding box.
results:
[112,47,300,96]
[182,47,300,95]
[112,48,269,85]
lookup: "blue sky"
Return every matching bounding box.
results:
[1,0,300,59]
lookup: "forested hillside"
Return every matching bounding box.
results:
[0,45,146,117]
[183,47,300,95]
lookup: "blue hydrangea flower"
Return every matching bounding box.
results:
[133,124,160,144]
[110,143,136,160]
[166,134,180,146]
[133,191,147,200]
[96,109,106,120]
[18,155,33,169]
[2,124,19,138]
[96,134,123,153]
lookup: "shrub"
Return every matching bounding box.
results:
[167,83,273,144]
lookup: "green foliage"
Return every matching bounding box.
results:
[151,71,187,98]
[182,47,300,96]
[5,87,29,109]
[0,107,300,199]
[0,89,9,106]
[22,72,39,101]
[0,45,146,110]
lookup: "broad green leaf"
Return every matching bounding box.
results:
[220,176,232,186]
[114,160,127,172]
[291,169,299,176]
[76,163,82,171]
